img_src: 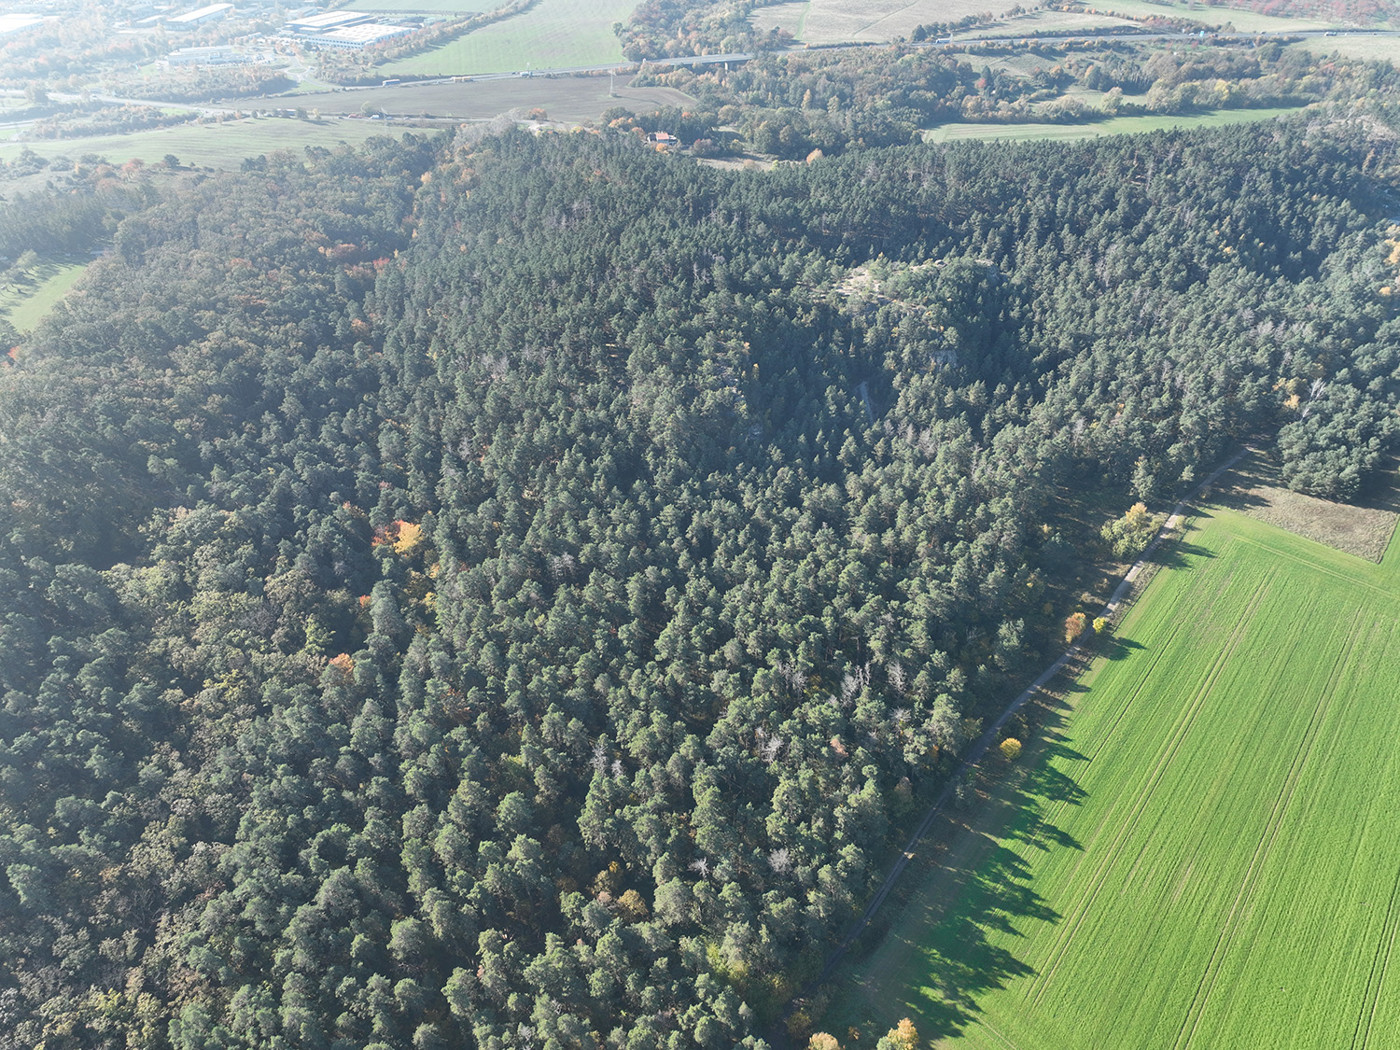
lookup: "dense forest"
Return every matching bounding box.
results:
[2,116,1399,1049]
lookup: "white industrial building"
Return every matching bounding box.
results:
[281,11,414,51]
[168,4,234,28]
[0,14,45,36]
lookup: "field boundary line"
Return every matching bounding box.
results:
[1229,532,1398,604]
[1028,568,1273,1007]
[1173,621,1357,1050]
[786,447,1252,1026]
[975,1015,1024,1050]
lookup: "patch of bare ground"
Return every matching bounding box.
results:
[1208,450,1399,562]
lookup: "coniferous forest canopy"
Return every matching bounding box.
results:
[3,117,1400,1049]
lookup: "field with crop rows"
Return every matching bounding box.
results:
[830,505,1400,1050]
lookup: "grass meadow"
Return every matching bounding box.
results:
[0,117,410,169]
[828,506,1400,1050]
[753,0,1026,45]
[289,75,694,123]
[0,260,89,332]
[381,0,634,76]
[923,104,1307,143]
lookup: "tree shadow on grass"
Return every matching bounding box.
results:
[1101,635,1145,661]
[1150,539,1216,569]
[875,707,1092,1042]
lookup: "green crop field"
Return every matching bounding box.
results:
[923,104,1307,143]
[828,505,1400,1050]
[381,0,634,76]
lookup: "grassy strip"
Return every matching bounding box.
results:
[825,507,1400,1049]
[923,104,1306,142]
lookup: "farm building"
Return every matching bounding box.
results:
[164,45,247,66]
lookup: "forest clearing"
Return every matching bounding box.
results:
[0,259,88,332]
[828,505,1400,1049]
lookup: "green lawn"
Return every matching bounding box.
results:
[0,117,423,170]
[1,261,90,332]
[828,505,1400,1050]
[381,0,634,76]
[924,104,1307,143]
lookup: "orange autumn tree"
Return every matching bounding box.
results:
[1064,610,1088,643]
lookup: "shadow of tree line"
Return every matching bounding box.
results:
[868,697,1095,1041]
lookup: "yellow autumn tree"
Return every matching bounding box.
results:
[877,1017,919,1049]
[393,519,423,554]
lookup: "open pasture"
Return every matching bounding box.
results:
[380,0,633,76]
[830,507,1400,1050]
[923,103,1306,142]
